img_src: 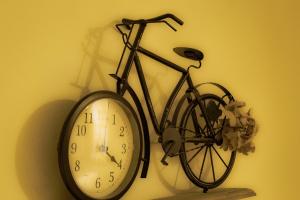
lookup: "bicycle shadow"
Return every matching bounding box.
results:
[152,142,197,195]
[72,21,117,97]
[15,100,76,200]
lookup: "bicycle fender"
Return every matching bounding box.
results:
[195,82,235,101]
[109,74,150,178]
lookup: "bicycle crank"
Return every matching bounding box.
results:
[160,126,182,165]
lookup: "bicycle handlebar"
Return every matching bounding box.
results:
[147,13,184,25]
[122,13,184,27]
[116,14,183,47]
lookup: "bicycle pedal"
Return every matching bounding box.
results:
[161,159,169,166]
[161,142,174,166]
[160,151,169,165]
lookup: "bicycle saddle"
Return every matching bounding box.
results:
[173,47,204,61]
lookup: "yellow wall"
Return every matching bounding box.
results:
[1,0,299,199]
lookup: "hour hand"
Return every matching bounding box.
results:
[105,147,119,167]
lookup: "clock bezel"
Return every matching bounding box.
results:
[58,90,143,200]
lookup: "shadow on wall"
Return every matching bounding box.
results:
[14,19,188,199]
[15,100,76,200]
[72,22,117,97]
[152,143,197,195]
[14,22,118,200]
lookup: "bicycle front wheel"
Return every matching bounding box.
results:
[179,93,236,190]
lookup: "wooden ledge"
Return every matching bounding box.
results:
[153,188,256,200]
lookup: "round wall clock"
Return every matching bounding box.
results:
[58,91,142,200]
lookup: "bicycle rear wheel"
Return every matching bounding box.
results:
[179,93,236,190]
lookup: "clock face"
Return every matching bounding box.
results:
[64,96,141,199]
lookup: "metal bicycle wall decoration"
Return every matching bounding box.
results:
[58,13,258,200]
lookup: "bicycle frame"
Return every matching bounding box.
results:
[111,18,233,180]
[115,23,203,136]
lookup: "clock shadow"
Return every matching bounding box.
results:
[15,100,76,200]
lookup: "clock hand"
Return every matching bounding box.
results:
[105,147,121,167]
[106,151,117,163]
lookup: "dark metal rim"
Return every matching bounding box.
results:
[179,94,236,189]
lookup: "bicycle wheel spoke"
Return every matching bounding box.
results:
[213,116,226,136]
[212,145,228,168]
[204,100,215,137]
[199,146,208,179]
[190,106,203,137]
[184,145,205,154]
[189,106,207,137]
[209,100,223,136]
[209,146,216,182]
[187,145,205,163]
[203,99,207,109]
[218,116,227,135]
[212,117,220,129]
[202,124,208,136]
